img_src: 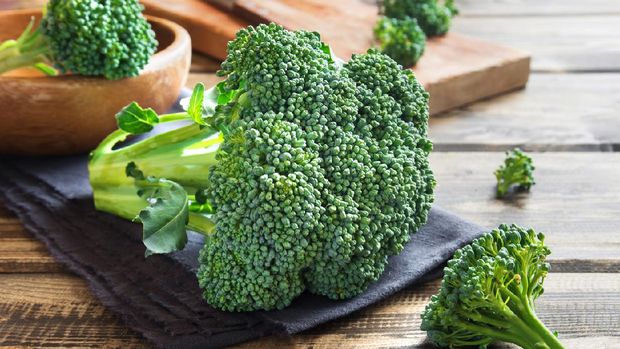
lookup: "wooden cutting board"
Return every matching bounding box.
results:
[142,0,530,115]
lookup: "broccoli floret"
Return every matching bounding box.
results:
[0,0,157,79]
[381,0,458,37]
[89,23,435,311]
[421,224,565,349]
[495,148,535,198]
[374,16,426,67]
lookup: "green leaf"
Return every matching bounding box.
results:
[188,83,206,125]
[116,102,159,135]
[138,178,190,256]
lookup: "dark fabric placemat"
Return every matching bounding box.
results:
[0,153,486,347]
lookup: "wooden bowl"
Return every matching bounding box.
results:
[0,9,192,155]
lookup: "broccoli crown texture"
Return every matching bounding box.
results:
[495,148,535,198]
[88,23,435,312]
[200,23,434,311]
[381,0,458,37]
[40,0,157,79]
[421,224,565,349]
[374,16,426,67]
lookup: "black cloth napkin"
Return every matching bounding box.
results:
[0,121,486,348]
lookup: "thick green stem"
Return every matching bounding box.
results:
[89,115,222,224]
[521,303,565,349]
[0,22,53,75]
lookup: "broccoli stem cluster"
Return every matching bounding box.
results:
[495,148,536,198]
[421,224,565,349]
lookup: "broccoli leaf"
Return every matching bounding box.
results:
[116,102,160,135]
[188,82,206,125]
[126,162,189,256]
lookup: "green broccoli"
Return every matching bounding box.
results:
[381,0,458,37]
[0,0,157,79]
[421,224,565,349]
[88,23,435,311]
[495,148,535,198]
[374,16,426,67]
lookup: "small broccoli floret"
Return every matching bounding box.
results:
[381,0,458,37]
[421,224,565,349]
[89,23,435,312]
[495,148,535,198]
[374,16,426,67]
[0,0,157,79]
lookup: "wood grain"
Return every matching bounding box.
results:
[429,73,620,151]
[457,0,620,17]
[453,15,620,72]
[240,273,620,349]
[0,273,147,348]
[430,152,620,263]
[141,0,248,60]
[1,273,616,348]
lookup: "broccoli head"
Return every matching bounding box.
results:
[495,148,535,198]
[89,23,435,311]
[381,0,458,37]
[421,224,565,349]
[374,16,426,67]
[0,0,157,79]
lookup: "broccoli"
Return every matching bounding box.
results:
[0,0,157,79]
[421,224,565,349]
[381,0,458,37]
[88,23,435,311]
[374,16,426,67]
[495,148,535,198]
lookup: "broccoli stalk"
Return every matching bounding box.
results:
[89,85,221,253]
[0,18,56,75]
[0,0,157,79]
[421,224,565,349]
[495,148,535,198]
[89,24,435,311]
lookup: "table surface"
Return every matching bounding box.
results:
[1,1,619,348]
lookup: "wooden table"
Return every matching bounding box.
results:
[1,1,619,348]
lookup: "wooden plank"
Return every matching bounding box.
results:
[0,273,147,348]
[429,73,620,151]
[228,0,530,115]
[1,273,616,348]
[0,212,63,273]
[453,15,620,72]
[457,0,620,17]
[239,273,620,348]
[141,0,248,60]
[430,152,620,263]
